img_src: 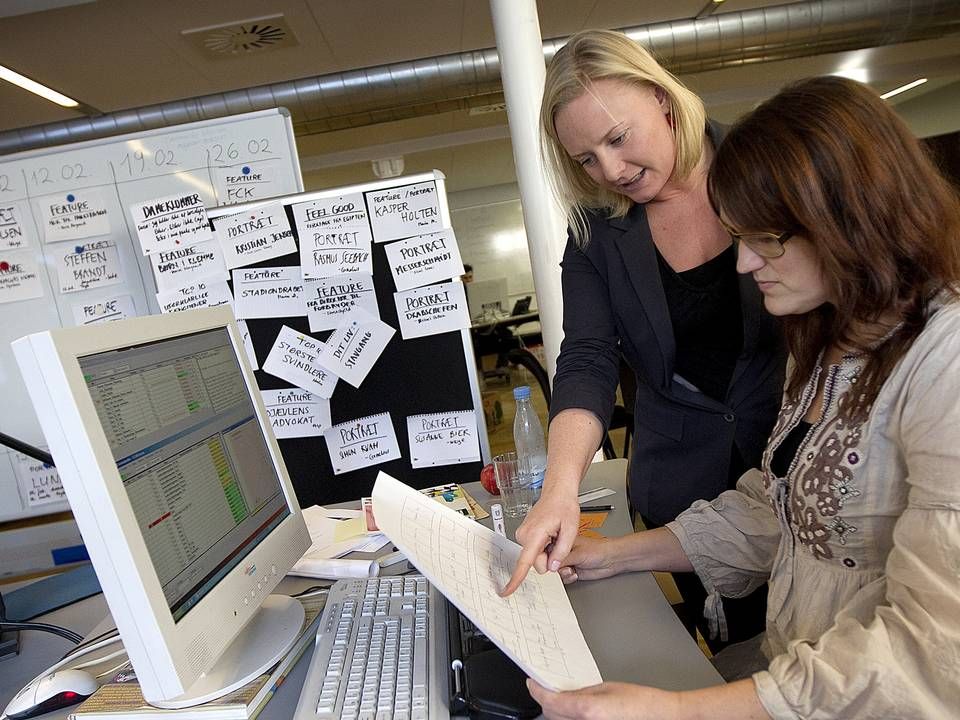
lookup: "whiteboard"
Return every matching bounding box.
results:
[0,109,303,522]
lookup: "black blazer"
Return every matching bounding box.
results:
[551,204,786,525]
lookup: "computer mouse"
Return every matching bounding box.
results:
[3,668,99,719]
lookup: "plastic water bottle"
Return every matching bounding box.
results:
[513,385,547,502]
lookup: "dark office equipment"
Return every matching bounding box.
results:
[509,296,532,316]
[506,349,551,407]
[0,433,54,467]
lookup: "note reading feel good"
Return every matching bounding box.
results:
[324,412,401,475]
[262,325,338,399]
[292,194,373,279]
[316,307,395,388]
[406,410,481,468]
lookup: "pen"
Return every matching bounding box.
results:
[580,504,614,512]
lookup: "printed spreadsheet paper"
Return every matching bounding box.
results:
[371,472,602,692]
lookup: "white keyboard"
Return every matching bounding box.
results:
[293,575,447,720]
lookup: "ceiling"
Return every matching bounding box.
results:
[2,0,959,194]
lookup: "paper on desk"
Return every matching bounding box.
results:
[289,555,379,579]
[300,506,391,559]
[372,472,602,691]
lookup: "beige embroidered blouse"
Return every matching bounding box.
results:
[667,297,960,719]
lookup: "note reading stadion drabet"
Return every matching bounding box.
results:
[371,472,602,692]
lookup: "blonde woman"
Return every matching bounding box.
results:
[503,30,784,648]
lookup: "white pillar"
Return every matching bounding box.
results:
[489,0,567,381]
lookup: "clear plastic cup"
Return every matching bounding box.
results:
[493,451,532,518]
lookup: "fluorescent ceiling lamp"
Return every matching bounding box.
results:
[880,77,928,100]
[0,64,79,107]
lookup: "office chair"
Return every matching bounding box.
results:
[506,348,551,406]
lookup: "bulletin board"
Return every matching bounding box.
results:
[0,109,302,523]
[207,171,489,508]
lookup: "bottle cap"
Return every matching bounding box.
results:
[513,385,531,400]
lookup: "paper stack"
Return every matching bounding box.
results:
[288,506,391,579]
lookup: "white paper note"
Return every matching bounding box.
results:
[292,194,374,279]
[213,164,278,205]
[232,266,305,319]
[385,228,463,291]
[261,325,339,399]
[316,307,395,388]
[305,272,379,332]
[214,201,297,269]
[406,410,481,468]
[55,240,123,294]
[366,181,442,243]
[324,412,401,475]
[394,280,470,340]
[39,188,111,242]
[0,249,44,304]
[131,192,213,255]
[150,239,229,293]
[156,278,233,314]
[72,294,136,326]
[371,472,602,691]
[261,388,331,439]
[236,319,259,370]
[0,201,32,250]
[13,452,65,508]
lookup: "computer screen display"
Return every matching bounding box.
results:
[13,308,310,706]
[77,327,289,622]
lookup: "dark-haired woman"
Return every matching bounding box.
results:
[527,76,960,719]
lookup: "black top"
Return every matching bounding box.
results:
[657,244,742,403]
[549,121,787,524]
[770,420,812,478]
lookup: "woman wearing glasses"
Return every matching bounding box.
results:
[527,75,960,719]
[502,29,784,648]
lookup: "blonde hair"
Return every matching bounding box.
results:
[541,29,706,245]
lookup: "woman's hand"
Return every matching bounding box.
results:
[527,680,681,720]
[557,536,621,585]
[500,485,581,596]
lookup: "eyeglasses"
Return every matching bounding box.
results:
[719,219,793,259]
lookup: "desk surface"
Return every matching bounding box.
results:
[1,460,721,719]
[470,310,539,331]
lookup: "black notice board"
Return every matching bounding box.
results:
[209,172,487,507]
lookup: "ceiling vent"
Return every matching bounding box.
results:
[182,15,299,57]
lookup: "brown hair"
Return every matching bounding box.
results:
[708,76,960,419]
[541,29,706,245]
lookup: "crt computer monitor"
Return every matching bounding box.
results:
[12,307,310,708]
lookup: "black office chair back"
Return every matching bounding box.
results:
[506,348,551,407]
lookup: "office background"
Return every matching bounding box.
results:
[1,0,959,569]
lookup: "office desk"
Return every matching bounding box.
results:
[1,460,721,719]
[470,311,539,333]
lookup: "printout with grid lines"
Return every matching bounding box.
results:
[372,472,602,691]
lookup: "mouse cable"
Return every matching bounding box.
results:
[0,620,83,644]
